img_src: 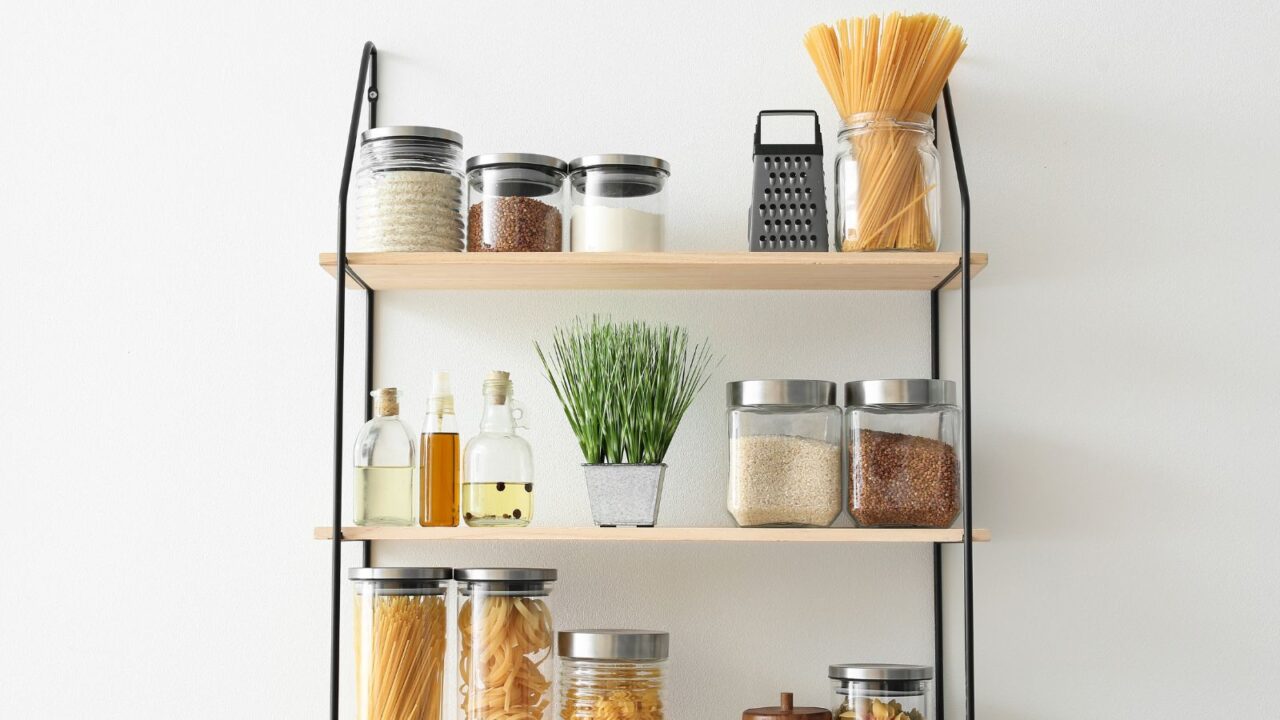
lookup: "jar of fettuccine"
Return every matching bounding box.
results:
[456,568,557,720]
[350,567,451,720]
[834,113,941,252]
[558,630,668,720]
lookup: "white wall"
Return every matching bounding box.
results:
[2,1,1277,717]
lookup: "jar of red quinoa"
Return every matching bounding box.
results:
[844,380,960,528]
[465,153,567,252]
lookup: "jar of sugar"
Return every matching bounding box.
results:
[567,155,669,252]
[353,126,465,252]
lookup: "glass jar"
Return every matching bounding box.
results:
[568,155,670,252]
[845,380,960,528]
[829,664,933,720]
[350,567,452,720]
[466,154,567,252]
[462,371,534,527]
[457,568,556,720]
[834,113,940,252]
[559,630,669,720]
[727,380,842,528]
[353,125,465,252]
[354,388,416,526]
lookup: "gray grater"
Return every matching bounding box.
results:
[748,110,828,251]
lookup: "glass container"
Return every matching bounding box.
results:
[353,125,465,252]
[844,380,960,528]
[834,113,940,252]
[351,567,452,720]
[462,371,533,527]
[559,630,669,720]
[727,380,842,528]
[420,371,459,527]
[568,154,670,252]
[355,387,416,526]
[457,568,557,720]
[466,154,567,252]
[829,664,933,720]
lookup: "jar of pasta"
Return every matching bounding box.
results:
[350,567,452,720]
[559,630,668,720]
[457,568,557,720]
[829,664,932,720]
[834,113,940,251]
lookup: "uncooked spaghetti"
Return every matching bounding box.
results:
[459,595,554,720]
[354,594,448,720]
[804,13,966,251]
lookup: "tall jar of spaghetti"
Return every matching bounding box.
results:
[558,630,668,720]
[350,567,452,720]
[456,568,557,720]
[834,113,941,252]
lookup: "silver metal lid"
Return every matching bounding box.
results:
[361,125,463,146]
[568,154,670,175]
[466,153,567,173]
[728,380,837,407]
[845,379,956,407]
[348,567,452,581]
[557,630,669,661]
[828,664,933,681]
[455,568,557,582]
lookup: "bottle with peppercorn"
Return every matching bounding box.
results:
[462,371,534,527]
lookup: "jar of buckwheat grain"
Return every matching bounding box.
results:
[466,153,567,252]
[845,380,961,528]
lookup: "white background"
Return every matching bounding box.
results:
[2,1,1278,717]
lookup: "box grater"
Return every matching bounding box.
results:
[749,110,829,251]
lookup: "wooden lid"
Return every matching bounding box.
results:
[744,693,832,720]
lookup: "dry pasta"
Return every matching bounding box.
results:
[560,663,665,720]
[804,13,966,251]
[354,594,448,720]
[459,595,554,720]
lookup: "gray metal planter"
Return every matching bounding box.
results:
[582,463,666,527]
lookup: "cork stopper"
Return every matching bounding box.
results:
[371,387,400,417]
[483,370,512,405]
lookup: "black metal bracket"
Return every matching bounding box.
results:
[331,40,377,720]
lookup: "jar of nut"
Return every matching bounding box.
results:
[465,153,567,252]
[844,380,961,528]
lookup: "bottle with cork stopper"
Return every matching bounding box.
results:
[353,387,416,526]
[461,370,534,527]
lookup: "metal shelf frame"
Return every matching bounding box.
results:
[327,41,976,720]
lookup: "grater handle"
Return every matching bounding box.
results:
[754,110,823,153]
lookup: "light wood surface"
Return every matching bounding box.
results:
[314,526,991,543]
[318,251,987,291]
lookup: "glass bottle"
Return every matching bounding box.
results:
[420,370,460,527]
[354,387,415,526]
[462,371,534,526]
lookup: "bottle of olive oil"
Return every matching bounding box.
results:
[462,371,533,527]
[420,371,459,527]
[353,388,415,526]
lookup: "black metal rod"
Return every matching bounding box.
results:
[364,289,375,423]
[332,40,377,720]
[933,542,945,720]
[941,81,973,720]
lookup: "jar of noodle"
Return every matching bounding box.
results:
[558,630,668,720]
[350,567,452,720]
[833,113,940,252]
[456,568,557,720]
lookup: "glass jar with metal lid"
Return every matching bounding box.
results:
[568,154,670,252]
[727,380,842,528]
[845,380,960,528]
[829,664,933,720]
[558,630,669,720]
[466,154,567,252]
[349,567,452,720]
[456,568,557,720]
[353,125,465,252]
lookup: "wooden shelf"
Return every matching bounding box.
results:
[314,526,990,543]
[319,251,987,291]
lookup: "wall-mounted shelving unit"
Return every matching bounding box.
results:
[321,41,982,720]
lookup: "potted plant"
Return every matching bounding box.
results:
[536,317,717,527]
